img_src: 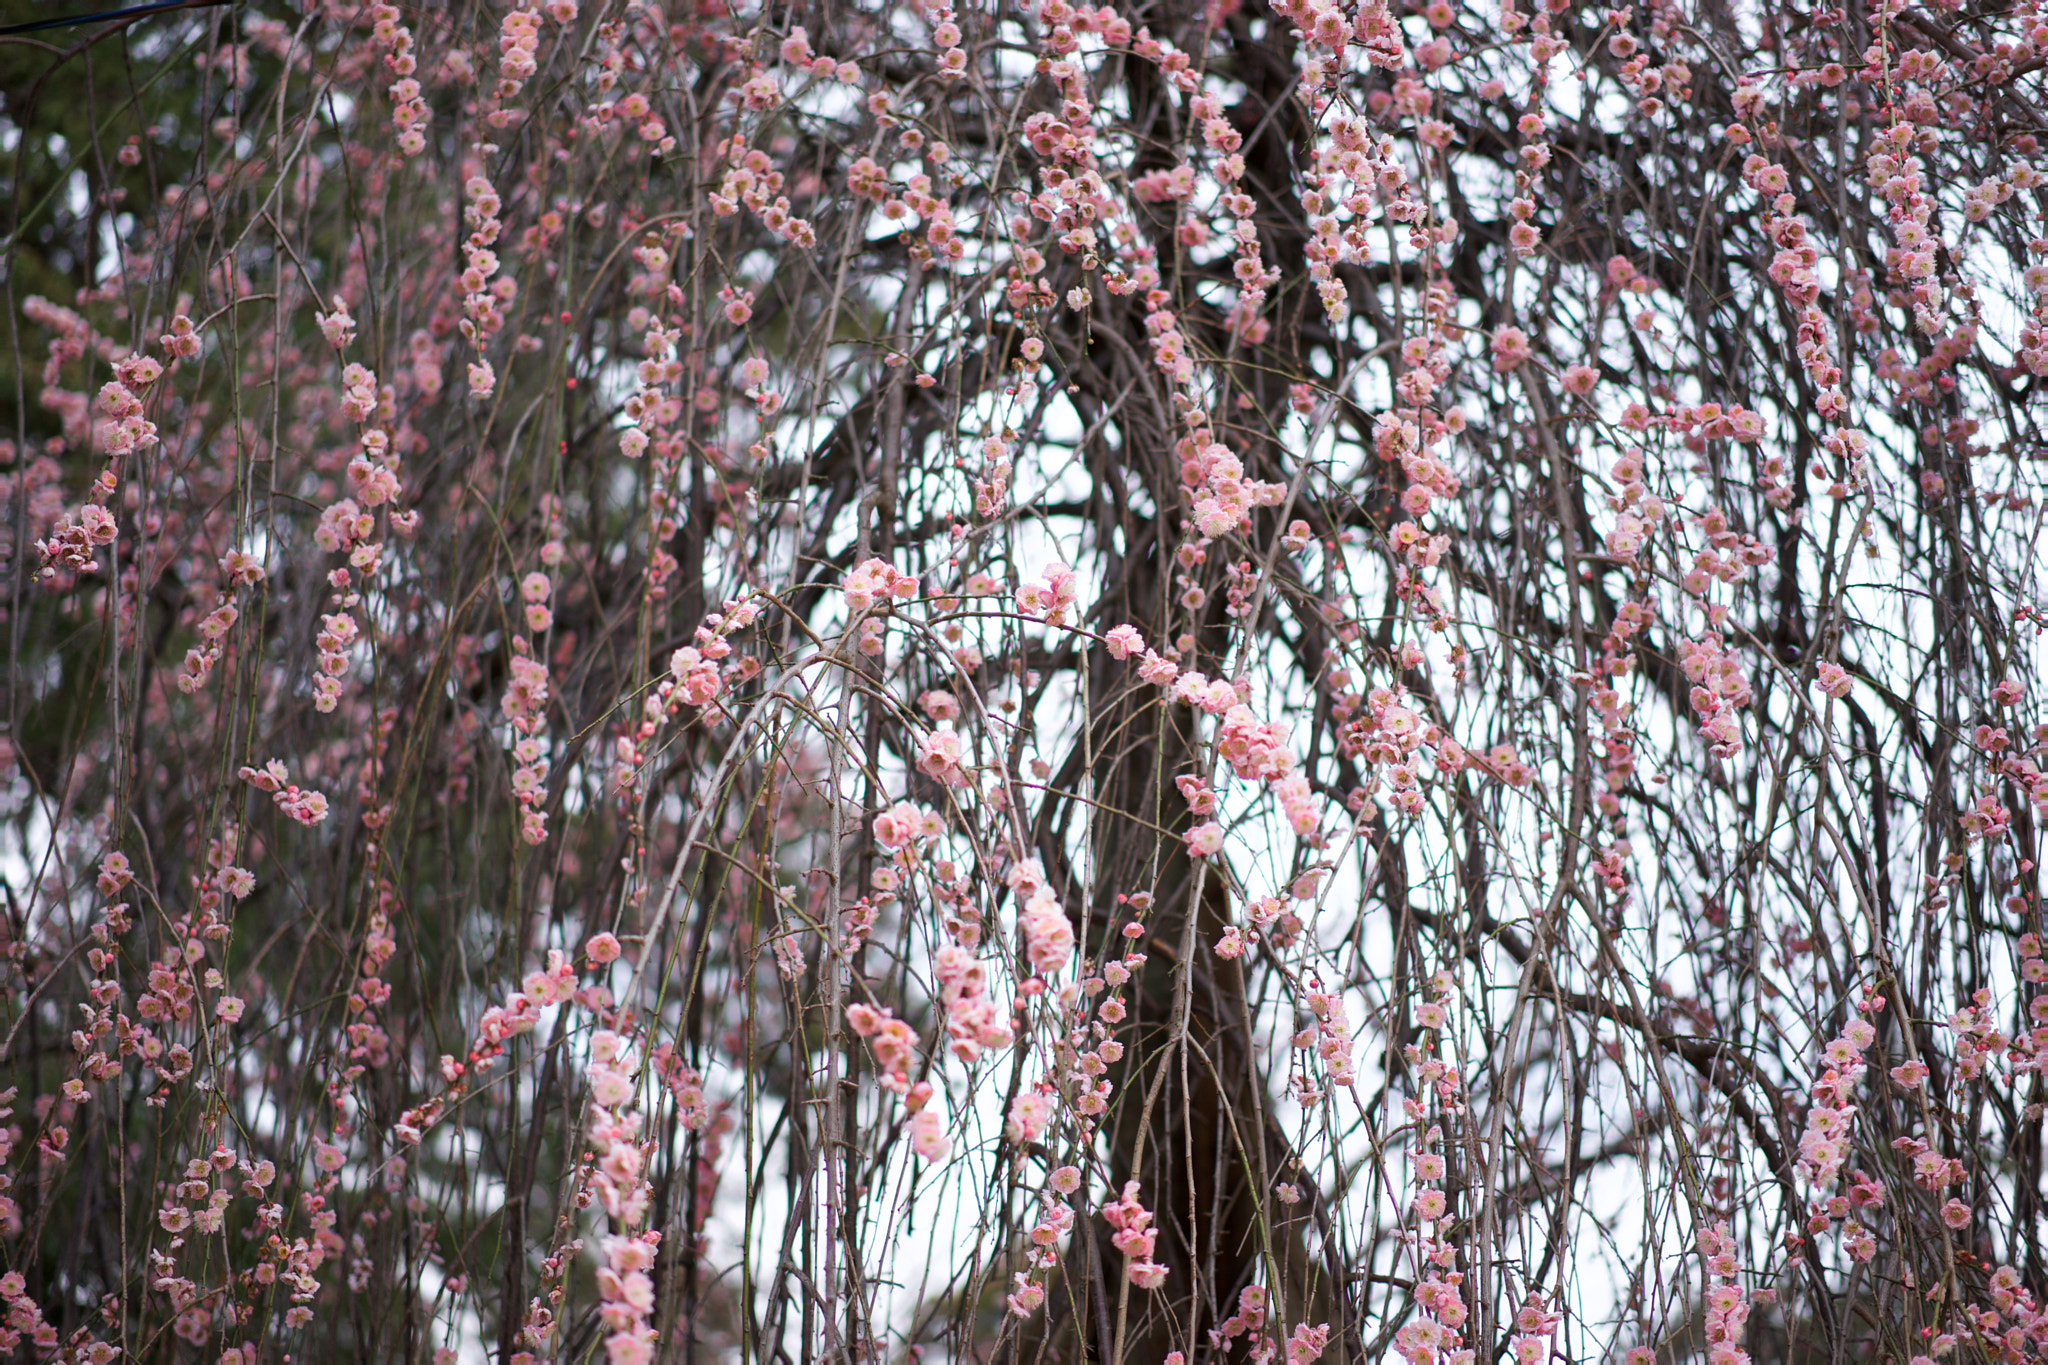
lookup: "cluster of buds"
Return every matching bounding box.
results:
[843,1001,950,1161]
[612,600,760,792]
[461,172,512,363]
[1007,857,1075,979]
[496,8,541,96]
[1696,1222,1753,1365]
[32,339,145,582]
[844,1002,920,1093]
[397,937,613,1145]
[502,638,551,845]
[1015,560,1080,627]
[1676,634,1750,760]
[583,1022,661,1365]
[843,555,919,656]
[1100,1181,1167,1288]
[239,760,331,826]
[369,3,429,156]
[180,549,264,693]
[1392,971,1468,1364]
[33,502,117,579]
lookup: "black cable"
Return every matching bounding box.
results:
[0,0,231,38]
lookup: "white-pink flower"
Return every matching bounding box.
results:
[1020,886,1074,973]
[916,729,971,787]
[1491,326,1532,371]
[910,1108,949,1161]
[844,556,919,614]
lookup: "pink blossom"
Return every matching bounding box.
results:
[916,730,972,788]
[1006,1091,1053,1145]
[1007,1275,1046,1316]
[844,556,919,614]
[1491,326,1532,371]
[1020,886,1074,973]
[1137,651,1180,687]
[910,1108,949,1161]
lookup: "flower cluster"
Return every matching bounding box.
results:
[1946,989,2008,1080]
[1007,857,1075,979]
[459,172,511,388]
[844,1000,951,1162]
[180,549,264,693]
[1100,1180,1168,1288]
[341,879,402,1073]
[1796,1010,1876,1191]
[502,640,552,845]
[1601,449,1664,561]
[395,935,612,1146]
[612,599,760,791]
[844,555,920,615]
[10,0,2048,1350]
[1676,633,1749,761]
[923,904,1013,1063]
[0,1268,58,1353]
[587,1025,663,1365]
[370,4,429,156]
[1015,560,1080,627]
[1508,1296,1561,1365]
[1301,986,1357,1093]
[1394,1077,1467,1365]
[32,500,118,579]
[496,7,542,97]
[1696,1222,1752,1365]
[845,1001,922,1093]
[2012,933,2048,1078]
[239,760,331,826]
